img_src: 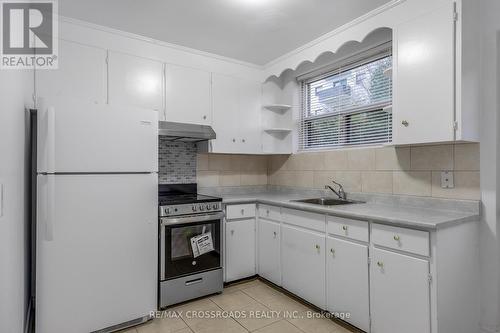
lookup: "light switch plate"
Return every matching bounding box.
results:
[441,171,454,189]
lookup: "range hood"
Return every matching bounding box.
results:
[158,121,216,142]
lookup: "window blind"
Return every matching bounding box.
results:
[299,53,393,150]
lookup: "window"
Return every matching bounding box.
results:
[299,53,392,150]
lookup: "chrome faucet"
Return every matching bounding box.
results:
[325,180,347,200]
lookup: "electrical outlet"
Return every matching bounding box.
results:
[441,171,454,189]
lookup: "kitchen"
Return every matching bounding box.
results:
[0,0,499,333]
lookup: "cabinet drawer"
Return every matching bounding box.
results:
[327,216,368,243]
[226,204,256,220]
[258,204,281,221]
[372,224,430,257]
[282,208,325,232]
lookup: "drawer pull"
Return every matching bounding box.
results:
[402,120,409,127]
[185,278,203,286]
[393,235,400,241]
[273,231,277,238]
[266,210,270,215]
[241,209,245,215]
[230,230,234,235]
[330,248,335,255]
[377,261,384,267]
[342,225,348,231]
[315,244,320,250]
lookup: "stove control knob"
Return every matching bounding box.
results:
[213,204,218,210]
[206,204,211,210]
[199,205,204,211]
[165,208,170,215]
[192,206,197,212]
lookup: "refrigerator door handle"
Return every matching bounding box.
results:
[47,106,56,173]
[44,176,55,241]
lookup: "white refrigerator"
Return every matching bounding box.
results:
[34,100,158,333]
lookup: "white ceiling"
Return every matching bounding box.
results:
[59,0,391,65]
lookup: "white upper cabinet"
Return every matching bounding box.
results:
[108,51,164,112]
[237,79,263,153]
[36,40,107,105]
[211,73,240,153]
[165,64,211,125]
[211,73,262,154]
[393,1,477,144]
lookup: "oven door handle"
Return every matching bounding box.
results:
[161,212,224,226]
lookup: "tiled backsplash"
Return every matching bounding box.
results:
[158,138,197,184]
[268,143,480,200]
[160,142,480,200]
[197,154,268,187]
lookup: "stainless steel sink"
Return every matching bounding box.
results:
[293,197,364,206]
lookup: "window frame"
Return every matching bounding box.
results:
[299,48,393,151]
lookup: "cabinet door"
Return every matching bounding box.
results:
[393,2,455,144]
[225,219,256,282]
[211,73,239,153]
[371,248,431,333]
[258,219,280,285]
[327,237,369,332]
[238,79,262,153]
[36,40,106,105]
[282,225,325,309]
[165,64,211,125]
[108,51,163,112]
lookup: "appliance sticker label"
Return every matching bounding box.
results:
[190,232,214,258]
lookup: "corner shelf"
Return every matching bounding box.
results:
[264,128,292,134]
[263,104,292,113]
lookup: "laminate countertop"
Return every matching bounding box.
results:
[218,192,480,231]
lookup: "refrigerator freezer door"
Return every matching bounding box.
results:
[37,100,158,173]
[36,173,157,333]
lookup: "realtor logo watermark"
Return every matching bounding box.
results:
[0,0,58,69]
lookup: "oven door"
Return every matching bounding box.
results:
[160,212,223,281]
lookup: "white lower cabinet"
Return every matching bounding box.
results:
[326,237,369,332]
[258,219,281,286]
[282,225,326,309]
[225,218,256,282]
[370,248,431,333]
[225,203,477,333]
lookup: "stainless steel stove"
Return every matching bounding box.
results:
[158,184,223,308]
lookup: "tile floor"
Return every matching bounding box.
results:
[120,279,357,333]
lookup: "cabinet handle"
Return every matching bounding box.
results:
[241,209,245,215]
[330,248,335,255]
[377,261,384,267]
[342,225,348,231]
[230,230,234,235]
[315,244,320,250]
[273,231,277,238]
[242,139,246,143]
[402,120,409,127]
[266,209,270,215]
[203,115,207,120]
[393,235,400,241]
[232,138,236,143]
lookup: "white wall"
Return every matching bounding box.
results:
[0,71,33,333]
[479,0,500,332]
